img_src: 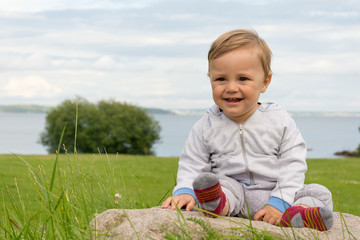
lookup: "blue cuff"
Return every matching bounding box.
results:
[174,188,197,202]
[266,197,290,213]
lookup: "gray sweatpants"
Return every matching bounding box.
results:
[219,175,333,218]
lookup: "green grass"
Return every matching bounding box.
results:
[0,153,178,239]
[1,154,359,239]
[305,158,360,215]
[0,154,178,212]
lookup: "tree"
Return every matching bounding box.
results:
[40,97,161,155]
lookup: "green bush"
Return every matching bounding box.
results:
[40,97,161,154]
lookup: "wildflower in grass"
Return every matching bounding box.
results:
[115,193,122,204]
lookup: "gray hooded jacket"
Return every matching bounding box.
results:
[173,102,307,206]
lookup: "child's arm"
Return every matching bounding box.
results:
[162,117,211,212]
[253,205,283,225]
[270,113,307,209]
[166,118,212,209]
[161,194,196,211]
[258,111,307,225]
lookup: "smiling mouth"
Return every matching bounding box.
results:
[224,98,242,103]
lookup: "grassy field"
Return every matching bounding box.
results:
[0,154,179,211]
[1,153,359,239]
[305,157,360,215]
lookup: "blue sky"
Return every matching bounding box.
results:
[0,0,359,111]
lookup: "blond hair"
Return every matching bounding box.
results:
[208,29,272,78]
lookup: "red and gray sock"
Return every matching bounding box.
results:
[193,173,227,216]
[280,206,333,231]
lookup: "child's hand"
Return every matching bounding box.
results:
[161,194,195,211]
[253,205,283,225]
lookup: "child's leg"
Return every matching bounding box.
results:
[280,206,333,231]
[238,182,276,219]
[192,173,229,216]
[280,184,333,231]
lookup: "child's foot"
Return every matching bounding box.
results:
[192,173,227,216]
[280,206,333,231]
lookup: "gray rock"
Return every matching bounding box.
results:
[90,207,360,239]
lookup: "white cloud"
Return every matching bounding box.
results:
[0,0,150,12]
[309,11,359,19]
[273,52,360,75]
[93,55,117,69]
[0,10,44,19]
[1,76,62,98]
[0,0,359,111]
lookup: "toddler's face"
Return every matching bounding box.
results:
[208,45,271,124]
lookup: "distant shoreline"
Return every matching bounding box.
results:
[0,104,175,115]
[0,104,359,117]
[0,105,51,113]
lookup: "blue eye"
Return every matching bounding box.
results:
[216,77,226,81]
[239,77,248,81]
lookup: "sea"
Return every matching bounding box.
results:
[0,112,359,158]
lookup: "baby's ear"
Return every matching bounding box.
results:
[261,73,272,93]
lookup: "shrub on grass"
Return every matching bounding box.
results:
[40,97,161,155]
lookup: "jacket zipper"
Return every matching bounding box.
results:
[239,124,255,185]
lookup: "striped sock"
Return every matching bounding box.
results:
[192,173,226,216]
[280,206,333,231]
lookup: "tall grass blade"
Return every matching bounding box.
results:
[74,95,79,154]
[13,155,49,202]
[15,212,41,240]
[8,217,20,230]
[157,185,174,206]
[50,124,66,192]
[340,212,357,240]
[122,209,140,240]
[52,189,66,213]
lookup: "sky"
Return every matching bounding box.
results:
[0,0,359,112]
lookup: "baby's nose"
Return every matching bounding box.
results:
[226,80,238,92]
